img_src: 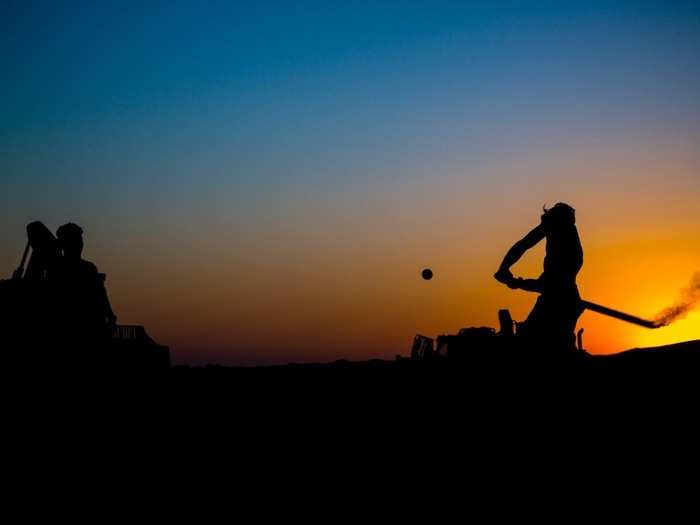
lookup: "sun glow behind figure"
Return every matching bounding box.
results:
[575,233,700,355]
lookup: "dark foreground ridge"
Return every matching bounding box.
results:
[171,339,700,375]
[162,341,700,416]
[163,339,700,401]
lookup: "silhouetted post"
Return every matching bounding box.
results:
[12,241,30,280]
[498,309,514,336]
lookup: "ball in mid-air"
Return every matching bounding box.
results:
[421,268,433,280]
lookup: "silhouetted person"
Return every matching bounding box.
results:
[55,223,116,358]
[23,221,61,280]
[494,203,584,355]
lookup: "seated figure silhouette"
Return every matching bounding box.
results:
[54,223,117,354]
[494,203,584,355]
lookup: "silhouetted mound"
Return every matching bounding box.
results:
[592,340,700,370]
[170,340,700,384]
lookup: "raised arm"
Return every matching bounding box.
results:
[494,223,546,286]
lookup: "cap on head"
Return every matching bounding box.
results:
[541,202,576,227]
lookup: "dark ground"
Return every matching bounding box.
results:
[10,339,700,415]
[162,340,700,403]
[171,339,700,375]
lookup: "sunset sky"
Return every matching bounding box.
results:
[2,1,698,365]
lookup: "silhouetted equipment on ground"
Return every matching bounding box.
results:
[411,334,434,360]
[415,291,663,364]
[0,221,169,371]
[110,325,170,370]
[436,327,498,362]
[411,304,696,371]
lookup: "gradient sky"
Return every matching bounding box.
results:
[2,1,699,364]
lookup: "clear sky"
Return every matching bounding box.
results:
[2,1,699,364]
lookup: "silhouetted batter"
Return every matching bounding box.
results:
[495,203,584,353]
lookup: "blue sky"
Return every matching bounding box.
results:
[3,2,698,189]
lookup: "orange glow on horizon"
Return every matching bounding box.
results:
[64,140,700,365]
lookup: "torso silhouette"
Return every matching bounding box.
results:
[541,223,583,291]
[55,257,107,334]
